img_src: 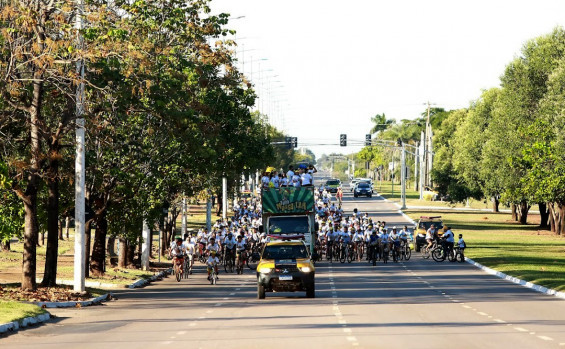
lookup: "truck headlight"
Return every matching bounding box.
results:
[300,266,312,272]
[258,267,272,274]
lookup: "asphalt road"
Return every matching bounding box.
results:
[3,173,565,348]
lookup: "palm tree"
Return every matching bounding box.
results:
[370,113,395,134]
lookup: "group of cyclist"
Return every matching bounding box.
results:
[424,223,466,261]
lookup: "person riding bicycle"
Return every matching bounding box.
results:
[235,235,248,270]
[389,227,401,262]
[206,250,220,280]
[184,236,196,274]
[368,230,379,260]
[207,237,220,255]
[442,226,455,260]
[425,224,436,249]
[170,238,187,272]
[223,232,237,264]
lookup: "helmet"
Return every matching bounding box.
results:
[210,250,217,256]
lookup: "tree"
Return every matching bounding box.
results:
[370,113,395,134]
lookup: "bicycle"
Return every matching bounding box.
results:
[235,250,246,274]
[347,243,356,263]
[368,243,378,266]
[182,256,190,279]
[338,241,347,263]
[399,241,411,261]
[453,246,465,263]
[209,267,218,285]
[421,240,437,259]
[432,242,455,262]
[224,248,235,273]
[173,255,184,282]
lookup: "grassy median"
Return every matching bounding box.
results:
[0,301,47,324]
[403,209,565,292]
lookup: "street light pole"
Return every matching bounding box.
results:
[401,143,407,210]
[74,0,86,293]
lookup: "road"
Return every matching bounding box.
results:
[3,173,565,348]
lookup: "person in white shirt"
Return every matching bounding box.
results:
[301,170,313,186]
[206,250,220,280]
[184,237,196,274]
[286,165,295,180]
[292,173,302,187]
[270,171,280,188]
[261,171,270,188]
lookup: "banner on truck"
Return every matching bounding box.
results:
[262,187,314,214]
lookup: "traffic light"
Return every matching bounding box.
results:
[291,137,298,148]
[340,134,347,147]
[285,136,292,149]
[365,134,371,146]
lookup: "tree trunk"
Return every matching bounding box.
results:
[518,201,530,225]
[65,216,70,239]
[492,197,499,213]
[42,167,60,287]
[127,242,135,268]
[511,203,518,221]
[539,203,550,229]
[107,237,116,256]
[90,212,108,277]
[160,225,167,257]
[84,219,92,278]
[22,195,39,291]
[118,237,127,268]
[58,219,64,240]
[1,240,10,251]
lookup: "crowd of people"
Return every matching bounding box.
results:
[167,166,466,280]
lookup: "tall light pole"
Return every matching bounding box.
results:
[400,143,407,210]
[74,0,86,293]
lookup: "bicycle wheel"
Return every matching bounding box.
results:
[421,247,430,259]
[447,249,456,262]
[175,265,181,282]
[404,246,412,261]
[247,253,258,270]
[432,247,445,262]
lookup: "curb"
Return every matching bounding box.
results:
[0,312,51,335]
[465,258,565,300]
[128,268,171,289]
[34,278,119,289]
[36,292,113,309]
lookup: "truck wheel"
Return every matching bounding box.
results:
[306,285,315,298]
[258,284,266,299]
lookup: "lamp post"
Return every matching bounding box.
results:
[74,0,86,293]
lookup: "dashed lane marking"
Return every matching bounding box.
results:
[462,305,472,309]
[347,336,357,342]
[223,297,229,300]
[514,327,528,332]
[189,323,196,327]
[477,312,488,316]
[538,336,553,341]
[235,288,241,291]
[229,293,235,296]
[215,303,223,307]
[343,328,352,333]
[177,331,187,335]
[494,319,506,323]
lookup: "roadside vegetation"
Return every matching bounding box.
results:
[0,301,47,325]
[404,209,565,292]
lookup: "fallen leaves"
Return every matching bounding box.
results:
[0,285,94,303]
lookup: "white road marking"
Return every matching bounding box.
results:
[558,342,565,346]
[530,332,536,335]
[477,312,488,316]
[170,336,176,339]
[538,336,553,341]
[347,337,357,342]
[514,327,528,332]
[198,316,205,319]
[463,305,472,309]
[494,319,506,323]
[235,288,241,291]
[177,331,187,335]
[343,328,352,333]
[163,341,172,345]
[223,297,229,300]
[332,295,338,298]
[215,303,223,307]
[206,310,213,313]
[189,323,196,327]
[339,319,347,324]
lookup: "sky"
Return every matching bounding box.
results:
[211,0,565,158]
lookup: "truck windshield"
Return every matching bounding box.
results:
[326,180,340,185]
[262,244,309,259]
[268,216,309,235]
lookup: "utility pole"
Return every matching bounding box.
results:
[74,0,86,293]
[181,195,187,236]
[401,143,406,210]
[414,142,419,191]
[419,132,425,200]
[141,220,150,270]
[222,177,228,220]
[206,190,212,232]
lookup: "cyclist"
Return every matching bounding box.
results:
[235,235,248,272]
[326,226,338,262]
[457,233,466,250]
[389,227,401,262]
[368,230,379,262]
[207,237,220,255]
[353,226,364,261]
[442,226,455,260]
[206,250,220,280]
[170,238,186,274]
[336,187,343,204]
[425,224,435,250]
[184,236,196,274]
[223,232,237,266]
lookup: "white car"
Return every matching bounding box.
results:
[349,178,361,191]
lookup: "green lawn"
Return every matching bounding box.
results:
[0,301,47,324]
[404,209,565,291]
[376,180,511,210]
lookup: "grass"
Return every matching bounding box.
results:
[375,180,511,210]
[404,209,565,291]
[0,301,47,324]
